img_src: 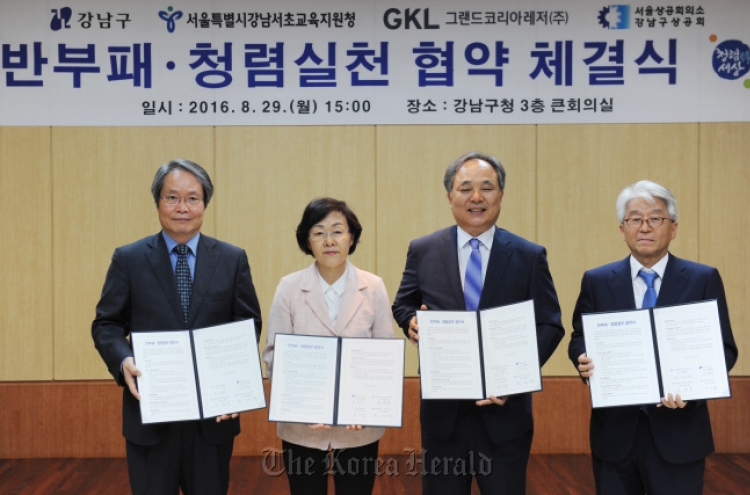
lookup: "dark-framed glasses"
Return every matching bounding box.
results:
[622,217,671,229]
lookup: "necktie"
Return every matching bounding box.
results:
[174,244,192,324]
[639,270,658,309]
[638,269,658,414]
[464,238,482,311]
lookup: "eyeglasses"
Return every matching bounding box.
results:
[622,217,671,229]
[160,195,203,207]
[309,230,349,242]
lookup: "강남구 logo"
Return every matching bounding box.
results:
[50,7,73,31]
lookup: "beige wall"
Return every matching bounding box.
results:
[0,123,746,380]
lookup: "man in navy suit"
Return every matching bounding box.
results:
[392,151,564,495]
[569,180,738,495]
[92,159,262,495]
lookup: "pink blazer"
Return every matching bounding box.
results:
[263,261,395,450]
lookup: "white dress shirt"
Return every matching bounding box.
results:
[318,265,347,326]
[629,253,669,308]
[457,226,495,289]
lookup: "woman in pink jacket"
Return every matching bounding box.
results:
[263,197,394,495]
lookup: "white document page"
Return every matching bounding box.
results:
[417,310,484,400]
[336,338,405,427]
[583,310,662,408]
[653,301,731,401]
[268,334,339,425]
[192,319,265,418]
[480,300,541,397]
[132,331,201,424]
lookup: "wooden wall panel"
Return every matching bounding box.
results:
[537,124,700,375]
[2,378,747,458]
[214,126,379,372]
[51,128,215,379]
[376,125,537,376]
[0,128,52,380]
[699,123,750,375]
[0,122,745,387]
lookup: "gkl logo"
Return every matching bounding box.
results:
[159,5,183,33]
[50,7,72,31]
[598,5,630,29]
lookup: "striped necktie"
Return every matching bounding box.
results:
[464,238,482,311]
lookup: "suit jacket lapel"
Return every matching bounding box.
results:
[657,254,689,305]
[335,263,364,334]
[607,257,637,310]
[188,234,220,327]
[145,233,185,326]
[480,227,511,308]
[438,227,466,309]
[301,264,336,334]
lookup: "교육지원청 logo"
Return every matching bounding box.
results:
[598,5,630,29]
[159,5,183,33]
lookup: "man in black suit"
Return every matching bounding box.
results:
[92,159,262,495]
[392,151,564,495]
[569,180,738,495]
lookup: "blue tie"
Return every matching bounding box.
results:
[638,269,658,414]
[639,270,658,309]
[174,244,192,324]
[464,239,482,311]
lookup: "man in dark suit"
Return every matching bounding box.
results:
[392,151,564,495]
[92,159,262,495]
[569,180,738,495]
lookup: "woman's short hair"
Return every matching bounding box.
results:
[295,198,363,256]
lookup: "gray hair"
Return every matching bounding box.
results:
[150,159,214,208]
[443,151,506,193]
[616,180,678,223]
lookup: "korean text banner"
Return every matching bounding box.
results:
[1,0,748,126]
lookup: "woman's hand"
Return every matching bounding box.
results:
[308,423,332,430]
